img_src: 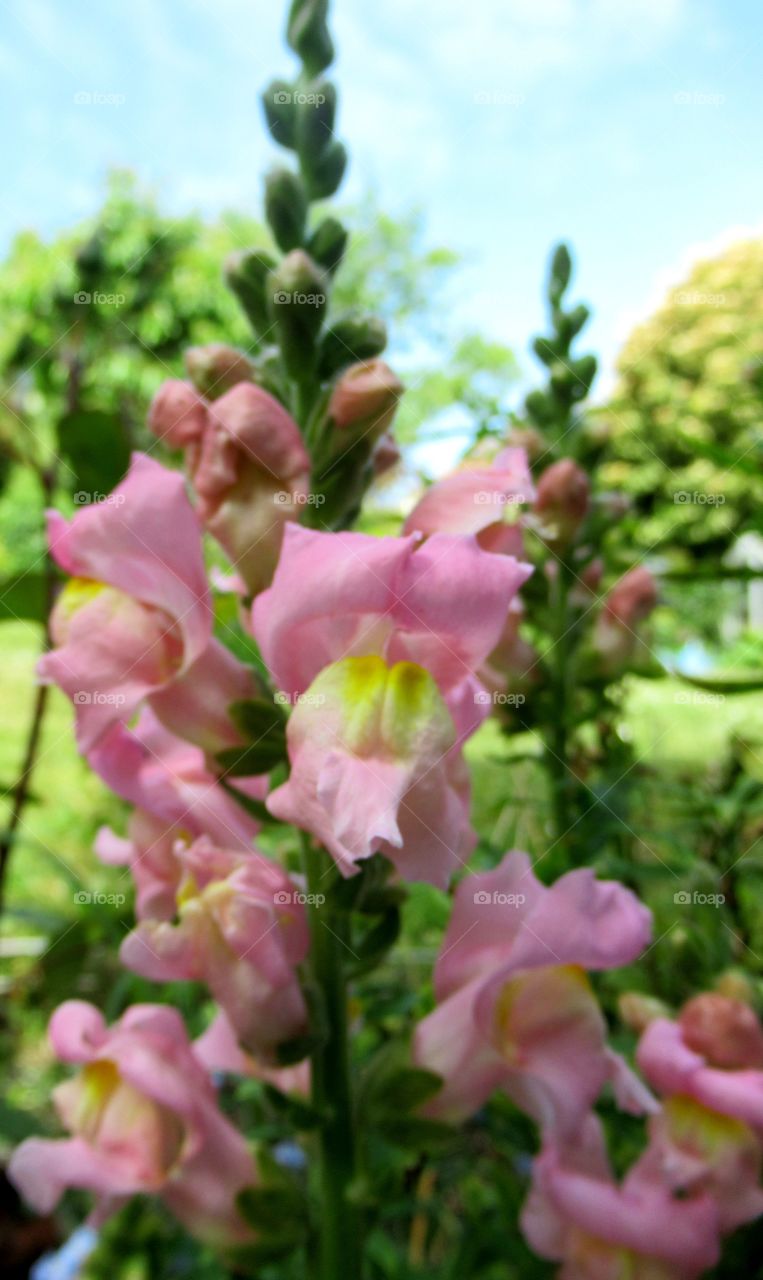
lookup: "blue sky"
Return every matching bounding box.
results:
[1,0,762,391]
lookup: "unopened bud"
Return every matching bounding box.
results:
[603,567,658,629]
[225,248,277,334]
[307,216,348,276]
[680,993,763,1069]
[262,79,297,149]
[148,380,207,447]
[534,458,589,545]
[318,314,387,379]
[303,139,348,200]
[619,992,670,1034]
[264,167,308,253]
[295,78,337,160]
[184,345,253,400]
[371,431,400,478]
[287,0,335,76]
[267,250,329,378]
[715,969,757,1005]
[328,359,403,441]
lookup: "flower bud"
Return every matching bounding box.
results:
[371,431,400,478]
[264,167,308,253]
[148,380,207,447]
[184,344,253,400]
[303,139,348,200]
[318,313,387,378]
[602,566,658,629]
[679,993,763,1069]
[287,0,334,75]
[307,216,348,275]
[225,248,277,334]
[534,458,589,546]
[505,426,546,462]
[261,79,297,149]
[328,359,403,441]
[295,78,337,160]
[618,991,670,1034]
[267,250,329,378]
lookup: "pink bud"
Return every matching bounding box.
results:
[184,344,254,400]
[148,379,208,447]
[328,359,403,440]
[603,566,658,629]
[679,993,763,1069]
[371,430,401,478]
[534,458,589,545]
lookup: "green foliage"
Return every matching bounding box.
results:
[598,238,763,561]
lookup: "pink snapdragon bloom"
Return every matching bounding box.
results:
[521,1116,721,1280]
[638,995,763,1133]
[195,1008,311,1097]
[90,708,263,858]
[252,523,531,716]
[39,453,254,756]
[252,525,531,883]
[8,1002,257,1246]
[403,447,533,557]
[266,654,472,884]
[120,839,309,1060]
[413,851,653,1133]
[328,359,403,442]
[148,379,311,596]
[636,1096,763,1233]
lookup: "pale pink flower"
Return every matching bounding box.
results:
[120,838,309,1060]
[403,448,534,555]
[8,1002,257,1246]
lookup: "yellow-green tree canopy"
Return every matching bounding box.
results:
[597,238,763,563]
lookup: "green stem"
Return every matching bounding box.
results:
[302,838,363,1279]
[546,556,577,869]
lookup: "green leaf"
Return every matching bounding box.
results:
[216,738,286,776]
[0,570,49,623]
[349,905,401,976]
[57,408,130,495]
[261,1082,325,1129]
[229,696,288,739]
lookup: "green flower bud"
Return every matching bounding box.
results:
[303,140,348,200]
[261,79,298,149]
[264,167,308,253]
[318,314,387,379]
[549,242,572,305]
[267,250,329,378]
[307,216,348,275]
[295,78,337,161]
[287,0,334,76]
[224,248,277,334]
